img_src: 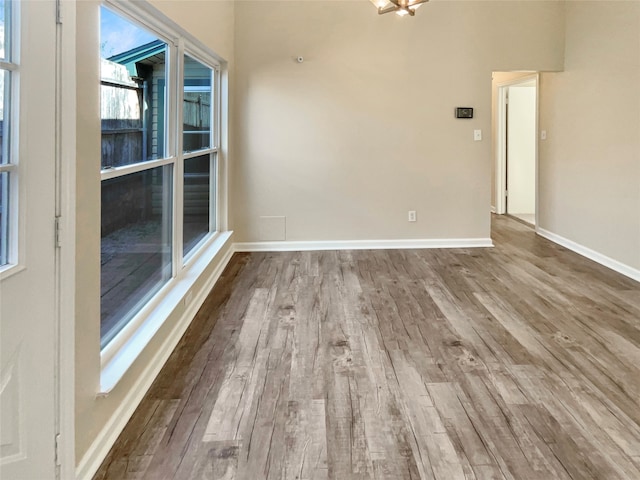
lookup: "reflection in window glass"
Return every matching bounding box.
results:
[100,165,173,347]
[183,154,213,257]
[0,70,11,165]
[100,6,167,168]
[0,0,9,61]
[0,0,11,267]
[183,55,212,153]
[0,172,8,266]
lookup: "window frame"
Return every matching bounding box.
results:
[99,0,226,377]
[0,0,22,279]
[99,6,177,349]
[180,49,220,262]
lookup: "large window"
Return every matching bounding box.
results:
[100,5,220,348]
[183,55,215,257]
[0,0,15,269]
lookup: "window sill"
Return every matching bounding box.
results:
[0,263,25,281]
[99,230,233,394]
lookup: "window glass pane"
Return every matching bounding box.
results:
[183,153,214,257]
[100,165,173,347]
[100,6,167,168]
[0,171,8,266]
[0,0,10,61]
[183,55,212,153]
[0,70,10,165]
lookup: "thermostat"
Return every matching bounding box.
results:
[455,107,474,119]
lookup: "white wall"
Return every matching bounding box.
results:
[74,0,235,468]
[539,1,640,271]
[232,1,565,244]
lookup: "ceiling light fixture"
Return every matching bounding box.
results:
[371,0,429,17]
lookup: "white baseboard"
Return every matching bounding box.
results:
[537,228,640,283]
[75,244,235,480]
[234,237,494,252]
[491,206,496,214]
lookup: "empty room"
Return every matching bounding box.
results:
[0,0,639,479]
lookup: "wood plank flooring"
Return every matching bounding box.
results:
[94,215,640,480]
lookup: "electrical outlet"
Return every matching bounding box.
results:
[408,210,417,222]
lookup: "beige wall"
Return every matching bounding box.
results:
[75,0,102,462]
[74,0,235,464]
[539,1,640,270]
[232,1,564,243]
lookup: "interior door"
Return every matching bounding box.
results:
[0,1,59,479]
[506,83,537,221]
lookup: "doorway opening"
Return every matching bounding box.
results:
[492,73,538,227]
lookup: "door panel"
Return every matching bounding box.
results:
[0,1,58,478]
[506,85,536,216]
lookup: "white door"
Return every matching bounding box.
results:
[1,1,59,479]
[506,83,537,222]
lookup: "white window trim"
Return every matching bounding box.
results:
[0,61,17,71]
[99,0,229,391]
[173,42,184,273]
[100,156,177,180]
[0,1,23,280]
[181,57,219,262]
[103,1,179,50]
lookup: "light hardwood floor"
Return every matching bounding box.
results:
[94,215,640,480]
